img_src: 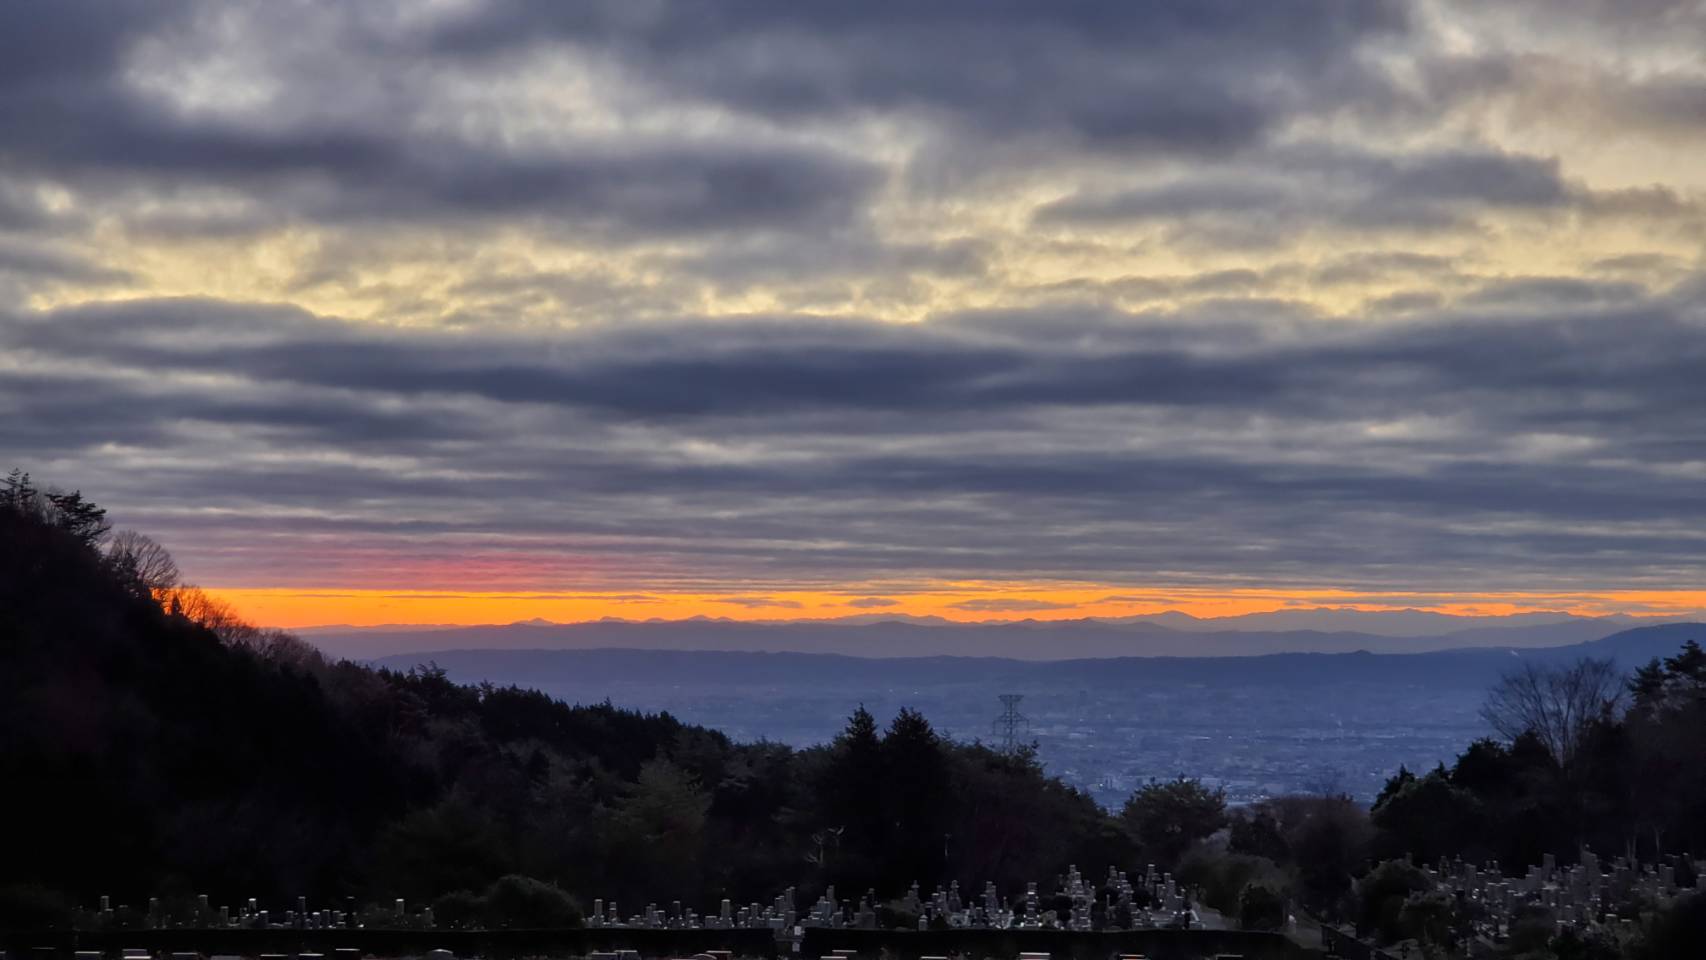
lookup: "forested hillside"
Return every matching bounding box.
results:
[0,474,1128,922]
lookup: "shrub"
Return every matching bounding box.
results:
[481,875,583,929]
[1238,882,1287,931]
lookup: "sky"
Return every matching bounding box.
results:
[3,0,1706,628]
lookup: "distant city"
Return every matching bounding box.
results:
[482,674,1480,806]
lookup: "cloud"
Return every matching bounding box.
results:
[1,0,1704,609]
[7,281,1705,595]
[1033,147,1577,238]
[26,286,1702,434]
[8,291,1706,598]
[0,2,880,246]
[846,597,900,609]
[430,1,1410,153]
[948,599,1081,613]
[712,597,806,609]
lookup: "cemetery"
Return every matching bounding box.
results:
[0,867,1310,960]
[1410,851,1703,950]
[10,852,1702,960]
[585,865,1205,933]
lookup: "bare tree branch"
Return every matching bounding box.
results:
[106,530,180,598]
[1481,657,1624,770]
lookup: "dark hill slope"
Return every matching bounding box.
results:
[0,507,407,900]
[0,502,1138,918]
[0,508,725,907]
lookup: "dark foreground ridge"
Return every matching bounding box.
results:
[0,475,1203,923]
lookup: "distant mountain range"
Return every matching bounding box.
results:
[302,608,1680,661]
[367,623,1706,693]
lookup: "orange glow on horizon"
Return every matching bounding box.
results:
[207,583,1706,630]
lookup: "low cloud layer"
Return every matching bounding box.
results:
[7,289,1703,596]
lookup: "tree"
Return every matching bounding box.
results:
[1238,882,1286,931]
[1624,639,1706,859]
[1354,860,1431,944]
[1551,926,1625,960]
[813,705,887,891]
[622,759,711,847]
[2,472,108,546]
[106,530,180,599]
[1120,777,1227,870]
[881,707,950,892]
[607,759,712,902]
[368,798,513,901]
[1178,850,1286,919]
[1373,765,1416,809]
[43,489,110,546]
[1637,890,1706,960]
[481,875,583,928]
[1396,889,1462,954]
[165,585,260,645]
[1504,904,1559,956]
[1630,641,1706,713]
[841,703,880,747]
[1370,767,1481,865]
[1273,793,1369,917]
[826,706,884,835]
[0,469,39,513]
[1228,806,1289,863]
[1481,658,1623,772]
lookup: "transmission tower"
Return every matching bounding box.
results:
[993,693,1028,754]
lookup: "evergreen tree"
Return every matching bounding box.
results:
[881,707,950,893]
[44,489,110,546]
[1120,777,1227,870]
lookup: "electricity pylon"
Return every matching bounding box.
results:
[993,693,1028,754]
